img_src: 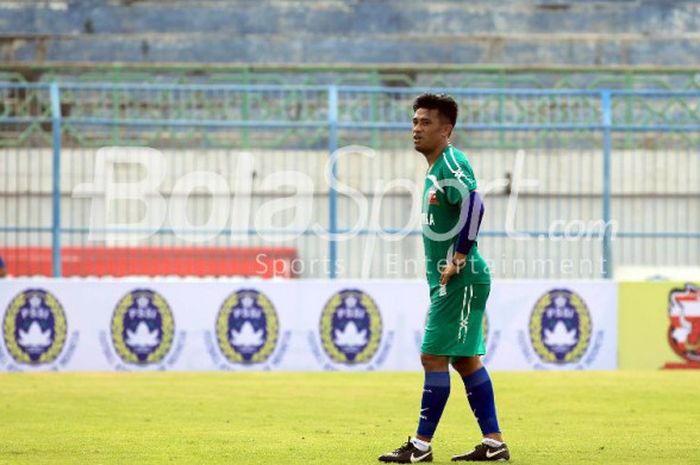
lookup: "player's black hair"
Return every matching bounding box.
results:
[412,93,458,128]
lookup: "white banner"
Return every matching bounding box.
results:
[0,279,616,372]
[485,281,617,370]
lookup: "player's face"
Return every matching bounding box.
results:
[412,108,451,155]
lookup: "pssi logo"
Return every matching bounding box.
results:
[529,289,592,364]
[319,289,382,364]
[216,289,279,364]
[2,289,68,366]
[110,289,175,366]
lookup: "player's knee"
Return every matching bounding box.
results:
[451,356,482,375]
[421,353,448,372]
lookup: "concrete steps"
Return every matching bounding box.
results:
[0,1,698,64]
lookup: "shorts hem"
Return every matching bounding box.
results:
[420,349,486,358]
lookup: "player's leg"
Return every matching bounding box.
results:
[415,287,468,446]
[416,353,451,442]
[450,283,510,462]
[378,353,448,463]
[379,287,463,463]
[452,356,503,444]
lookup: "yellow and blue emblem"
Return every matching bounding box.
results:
[111,289,175,365]
[320,289,382,364]
[2,289,67,365]
[216,289,278,364]
[529,289,591,364]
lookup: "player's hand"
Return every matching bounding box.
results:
[440,253,467,286]
[440,261,460,286]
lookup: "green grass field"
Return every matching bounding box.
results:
[0,371,698,465]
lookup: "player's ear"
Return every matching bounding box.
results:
[445,123,453,138]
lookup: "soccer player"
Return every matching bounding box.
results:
[378,94,509,462]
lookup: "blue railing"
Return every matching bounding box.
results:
[0,83,698,279]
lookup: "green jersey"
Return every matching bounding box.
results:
[421,144,491,290]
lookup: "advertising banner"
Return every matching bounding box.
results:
[0,279,617,372]
[619,281,700,369]
[485,281,617,370]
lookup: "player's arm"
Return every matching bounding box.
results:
[440,190,485,285]
[454,190,484,257]
[440,153,482,285]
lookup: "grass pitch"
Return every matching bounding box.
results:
[0,371,698,465]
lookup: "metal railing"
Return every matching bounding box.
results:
[2,63,700,91]
[0,82,698,279]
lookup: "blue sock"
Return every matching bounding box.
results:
[462,367,500,435]
[416,371,451,438]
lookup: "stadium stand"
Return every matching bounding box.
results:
[0,0,699,66]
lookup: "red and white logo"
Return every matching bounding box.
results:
[429,190,439,206]
[667,283,700,366]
